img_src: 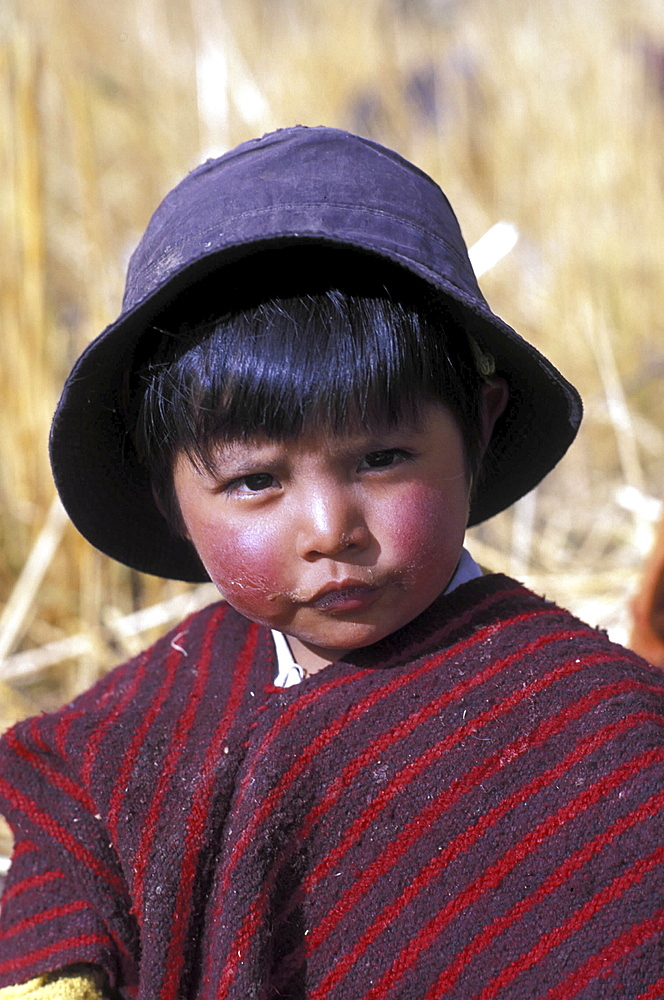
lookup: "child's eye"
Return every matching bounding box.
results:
[360,448,410,470]
[228,473,276,494]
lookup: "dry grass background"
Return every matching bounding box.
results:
[1,0,664,862]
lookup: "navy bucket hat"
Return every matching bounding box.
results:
[50,125,582,582]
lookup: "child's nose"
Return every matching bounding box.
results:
[295,491,371,560]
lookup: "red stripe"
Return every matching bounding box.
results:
[426,785,664,997]
[637,977,664,1000]
[161,622,261,1000]
[0,933,112,977]
[0,869,65,903]
[82,646,154,786]
[0,775,124,893]
[54,708,80,760]
[52,666,134,761]
[27,711,69,761]
[10,840,36,858]
[282,675,654,974]
[214,610,568,997]
[106,626,192,843]
[309,742,664,1000]
[131,603,227,918]
[477,846,664,1000]
[542,905,664,1000]
[4,726,97,815]
[0,900,89,942]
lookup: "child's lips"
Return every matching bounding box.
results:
[306,581,380,613]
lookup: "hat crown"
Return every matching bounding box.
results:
[122,125,484,315]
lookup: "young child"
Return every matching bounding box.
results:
[0,126,662,1000]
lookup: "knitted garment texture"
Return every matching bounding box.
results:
[0,574,663,999]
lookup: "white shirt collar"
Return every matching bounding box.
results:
[271,547,482,688]
[271,628,307,688]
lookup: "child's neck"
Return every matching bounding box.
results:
[285,634,349,676]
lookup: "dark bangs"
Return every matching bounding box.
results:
[131,248,485,531]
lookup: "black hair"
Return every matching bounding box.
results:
[130,247,487,534]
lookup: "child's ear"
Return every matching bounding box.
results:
[480,377,509,450]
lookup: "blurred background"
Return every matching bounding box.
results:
[1,0,663,744]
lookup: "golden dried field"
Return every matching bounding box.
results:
[1,0,663,799]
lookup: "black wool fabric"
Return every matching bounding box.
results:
[0,574,663,999]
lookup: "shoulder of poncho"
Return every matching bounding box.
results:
[478,573,664,691]
[0,599,249,774]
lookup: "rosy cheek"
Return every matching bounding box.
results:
[382,483,467,567]
[195,521,287,610]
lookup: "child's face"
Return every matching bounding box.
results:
[173,401,471,673]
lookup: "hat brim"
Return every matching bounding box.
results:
[50,234,582,583]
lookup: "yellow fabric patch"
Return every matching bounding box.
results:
[0,967,108,1000]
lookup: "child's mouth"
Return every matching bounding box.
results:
[307,582,380,613]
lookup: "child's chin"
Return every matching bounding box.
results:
[294,619,399,655]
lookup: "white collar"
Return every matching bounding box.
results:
[271,547,482,688]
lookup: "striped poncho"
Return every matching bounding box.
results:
[0,574,663,999]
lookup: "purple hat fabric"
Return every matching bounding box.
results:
[50,125,582,582]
